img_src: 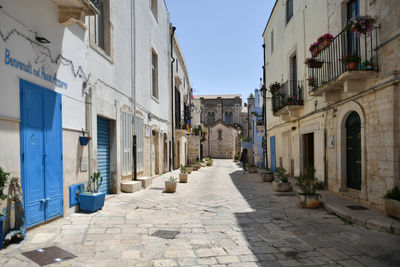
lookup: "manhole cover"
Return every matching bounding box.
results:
[346,205,369,210]
[22,246,76,266]
[151,230,180,239]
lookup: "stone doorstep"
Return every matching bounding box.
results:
[136,176,153,188]
[321,191,400,235]
[121,181,142,193]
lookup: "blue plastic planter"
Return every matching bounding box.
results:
[79,136,90,146]
[0,215,4,249]
[79,192,106,213]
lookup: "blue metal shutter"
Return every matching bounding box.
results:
[97,117,110,194]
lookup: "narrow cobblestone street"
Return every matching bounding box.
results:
[1,160,400,267]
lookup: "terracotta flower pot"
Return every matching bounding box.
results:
[384,199,400,220]
[165,181,177,193]
[311,47,319,57]
[297,194,321,209]
[179,173,188,183]
[347,61,358,70]
[272,181,292,192]
[261,172,274,182]
[323,39,331,48]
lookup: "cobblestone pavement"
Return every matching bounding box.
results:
[1,159,400,266]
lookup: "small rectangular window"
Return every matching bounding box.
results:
[286,0,293,23]
[151,0,158,20]
[94,0,105,50]
[151,50,158,99]
[218,130,223,140]
[271,31,274,53]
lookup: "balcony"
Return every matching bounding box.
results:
[308,28,378,103]
[272,80,304,120]
[52,0,99,27]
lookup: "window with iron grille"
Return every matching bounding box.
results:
[135,116,144,171]
[121,112,132,174]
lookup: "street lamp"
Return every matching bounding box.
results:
[259,85,268,170]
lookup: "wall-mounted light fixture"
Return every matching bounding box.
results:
[35,33,51,44]
[291,126,297,131]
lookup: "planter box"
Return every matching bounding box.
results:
[179,173,188,183]
[261,172,274,182]
[384,199,400,220]
[272,181,292,192]
[79,192,106,213]
[200,162,206,167]
[192,165,200,171]
[165,181,177,193]
[0,215,4,249]
[297,194,321,209]
[186,167,193,174]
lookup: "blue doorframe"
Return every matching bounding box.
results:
[270,136,276,172]
[20,80,63,228]
[97,117,110,194]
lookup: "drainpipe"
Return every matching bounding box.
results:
[170,25,176,170]
[262,43,269,170]
[86,86,93,177]
[131,0,137,180]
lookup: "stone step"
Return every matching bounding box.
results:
[137,176,153,188]
[121,181,142,193]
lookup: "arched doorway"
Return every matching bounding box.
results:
[346,111,361,190]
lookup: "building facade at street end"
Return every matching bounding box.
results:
[0,0,193,229]
[195,95,243,159]
[263,0,400,210]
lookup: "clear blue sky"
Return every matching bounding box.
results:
[166,0,275,100]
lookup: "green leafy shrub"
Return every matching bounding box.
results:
[0,167,10,201]
[275,167,289,183]
[295,166,320,196]
[383,187,400,201]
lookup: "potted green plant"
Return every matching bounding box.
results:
[383,186,400,220]
[247,164,257,173]
[79,128,91,146]
[339,53,361,70]
[179,166,188,183]
[307,76,318,89]
[272,167,292,192]
[205,158,213,166]
[361,59,373,70]
[234,153,240,162]
[79,172,105,213]
[185,164,193,174]
[269,82,281,94]
[0,167,9,249]
[165,176,177,193]
[261,168,274,182]
[295,166,321,208]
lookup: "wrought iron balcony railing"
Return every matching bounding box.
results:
[272,80,304,113]
[308,28,378,92]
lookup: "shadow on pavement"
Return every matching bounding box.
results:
[228,169,400,266]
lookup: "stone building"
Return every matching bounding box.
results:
[194,95,243,159]
[263,0,400,210]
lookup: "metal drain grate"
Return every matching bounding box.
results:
[22,246,76,266]
[346,205,369,210]
[151,230,180,239]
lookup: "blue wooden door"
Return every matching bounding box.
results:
[270,136,276,172]
[97,117,110,194]
[20,80,63,228]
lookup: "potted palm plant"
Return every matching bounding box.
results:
[0,167,9,249]
[165,176,177,193]
[79,172,105,213]
[179,166,188,183]
[383,187,400,220]
[295,166,321,208]
[272,167,292,192]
